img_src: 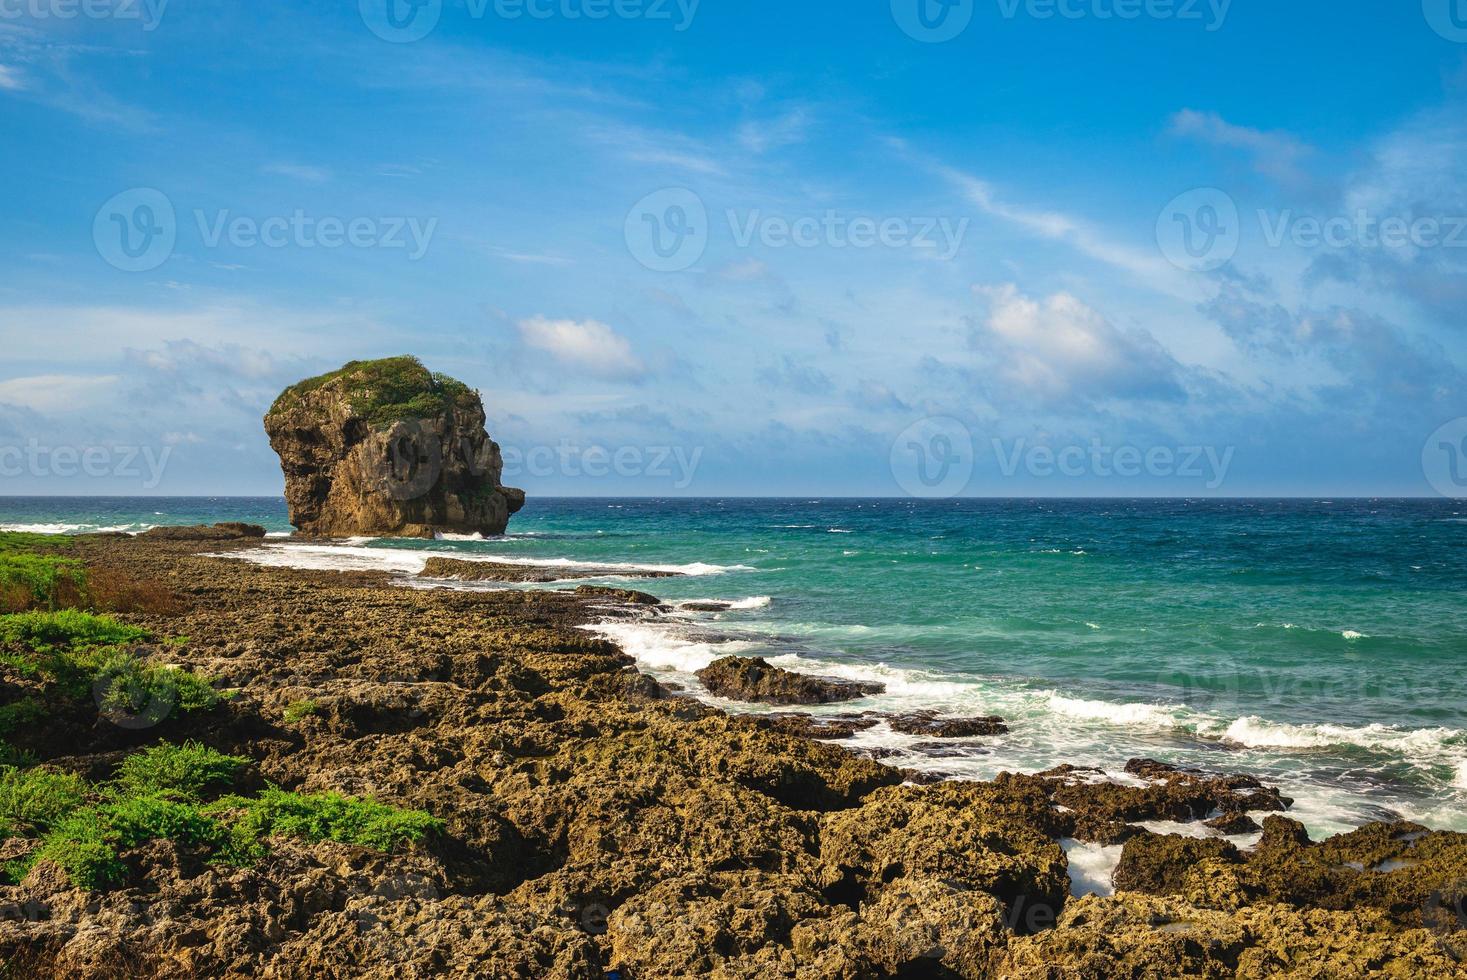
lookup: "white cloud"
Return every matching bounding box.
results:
[517,316,647,381]
[1169,109,1312,188]
[0,65,24,92]
[971,284,1187,406]
[263,162,332,182]
[931,160,1199,301]
[738,107,811,154]
[0,374,120,413]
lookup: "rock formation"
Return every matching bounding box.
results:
[697,656,886,705]
[264,357,524,538]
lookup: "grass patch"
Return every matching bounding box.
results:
[113,742,247,801]
[0,700,45,738]
[207,787,444,853]
[0,610,149,653]
[267,356,479,427]
[0,554,86,613]
[2,740,441,889]
[283,699,319,723]
[0,766,87,837]
[91,651,222,720]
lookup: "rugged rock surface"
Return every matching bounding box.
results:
[263,357,524,539]
[888,711,1009,738]
[418,557,566,583]
[697,656,886,706]
[2,535,1464,977]
[138,522,266,541]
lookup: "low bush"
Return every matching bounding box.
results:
[91,652,221,722]
[112,742,247,801]
[206,787,444,853]
[2,740,440,889]
[0,610,149,652]
[0,765,88,837]
[0,699,45,738]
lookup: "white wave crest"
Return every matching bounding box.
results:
[584,622,759,674]
[1,522,149,535]
[1046,695,1186,730]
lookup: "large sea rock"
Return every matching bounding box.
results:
[264,357,524,538]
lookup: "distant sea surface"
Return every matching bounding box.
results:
[5,495,1466,838]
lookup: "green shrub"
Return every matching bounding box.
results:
[268,357,480,428]
[1,741,438,889]
[0,699,45,738]
[0,610,148,652]
[113,742,246,801]
[91,652,221,722]
[0,741,35,768]
[283,699,319,723]
[20,810,123,889]
[208,787,443,853]
[0,766,87,837]
[0,554,86,612]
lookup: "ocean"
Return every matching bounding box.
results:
[4,495,1465,846]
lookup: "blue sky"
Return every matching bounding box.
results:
[1,1,1465,497]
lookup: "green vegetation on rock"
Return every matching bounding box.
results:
[283,698,318,723]
[267,356,479,428]
[0,609,149,654]
[207,787,444,854]
[0,765,88,837]
[0,533,86,612]
[0,610,221,728]
[113,741,247,800]
[2,740,442,890]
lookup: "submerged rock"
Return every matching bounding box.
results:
[573,585,667,606]
[697,656,886,706]
[419,557,563,582]
[751,712,883,740]
[887,711,1009,738]
[139,522,266,541]
[264,357,524,538]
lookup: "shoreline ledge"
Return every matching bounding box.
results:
[0,533,1464,977]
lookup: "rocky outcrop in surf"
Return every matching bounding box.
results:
[263,357,524,539]
[697,656,886,705]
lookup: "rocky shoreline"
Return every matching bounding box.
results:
[1,534,1465,977]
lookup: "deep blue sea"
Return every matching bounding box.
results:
[4,496,1465,844]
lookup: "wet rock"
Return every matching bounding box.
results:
[887,711,1009,737]
[750,712,882,740]
[696,656,885,706]
[1205,811,1262,835]
[680,601,733,612]
[1113,832,1243,895]
[418,557,564,582]
[263,356,524,538]
[573,585,668,605]
[139,523,267,541]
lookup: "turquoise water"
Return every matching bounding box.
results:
[4,496,1466,836]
